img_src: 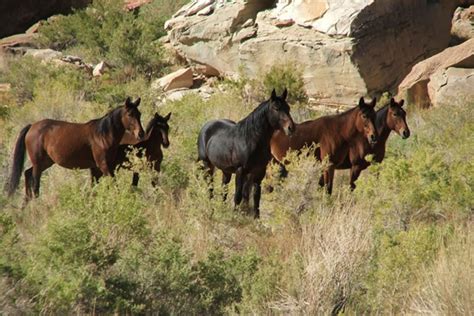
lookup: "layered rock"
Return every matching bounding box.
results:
[451,5,474,44]
[398,39,474,107]
[428,67,474,107]
[165,0,469,105]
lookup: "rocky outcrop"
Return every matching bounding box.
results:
[398,39,474,107]
[0,0,91,38]
[165,0,469,105]
[428,67,474,107]
[152,68,194,92]
[451,6,474,44]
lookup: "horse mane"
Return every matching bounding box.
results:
[236,100,270,139]
[375,104,390,134]
[145,116,158,134]
[95,106,124,135]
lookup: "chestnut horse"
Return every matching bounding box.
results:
[334,98,410,189]
[90,112,171,186]
[6,97,145,199]
[197,89,295,218]
[270,97,378,194]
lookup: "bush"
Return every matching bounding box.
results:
[39,0,188,78]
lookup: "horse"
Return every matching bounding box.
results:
[270,97,378,194]
[5,97,145,200]
[197,89,295,218]
[90,112,171,186]
[334,98,410,190]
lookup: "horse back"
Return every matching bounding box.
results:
[197,119,236,161]
[26,119,99,169]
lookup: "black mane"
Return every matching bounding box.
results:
[236,100,271,139]
[375,104,390,135]
[95,106,124,136]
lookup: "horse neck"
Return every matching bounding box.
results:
[96,107,126,146]
[337,108,360,141]
[376,106,391,144]
[146,125,163,147]
[236,102,273,145]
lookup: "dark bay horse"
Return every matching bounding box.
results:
[270,97,378,194]
[6,97,145,199]
[197,89,295,218]
[90,112,171,186]
[335,98,410,189]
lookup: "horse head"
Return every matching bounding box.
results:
[387,98,410,139]
[268,88,295,136]
[356,97,378,146]
[122,97,145,142]
[152,112,171,148]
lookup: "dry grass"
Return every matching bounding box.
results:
[410,227,474,315]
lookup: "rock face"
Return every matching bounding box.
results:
[451,6,474,44]
[152,68,194,92]
[428,67,474,107]
[398,39,474,108]
[0,0,91,38]
[165,0,468,105]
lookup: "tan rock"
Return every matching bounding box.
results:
[398,39,474,107]
[428,67,474,107]
[93,61,110,76]
[166,0,463,105]
[152,68,194,92]
[451,6,474,43]
[194,64,220,77]
[24,48,62,61]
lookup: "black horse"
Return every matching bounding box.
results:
[197,89,295,218]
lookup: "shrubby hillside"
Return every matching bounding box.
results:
[0,0,473,314]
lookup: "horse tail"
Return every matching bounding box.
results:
[6,124,31,196]
[197,127,208,162]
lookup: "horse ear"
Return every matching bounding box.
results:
[281,88,288,101]
[358,97,365,108]
[399,99,405,107]
[165,112,172,121]
[125,97,132,108]
[134,97,141,107]
[271,89,277,100]
[369,97,377,108]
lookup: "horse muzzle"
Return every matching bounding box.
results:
[369,134,378,146]
[284,123,295,136]
[401,129,410,139]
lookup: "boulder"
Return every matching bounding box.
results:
[398,39,474,107]
[24,48,63,61]
[166,0,468,105]
[428,67,474,107]
[451,6,474,44]
[0,0,91,38]
[152,68,194,92]
[194,63,220,77]
[92,61,110,76]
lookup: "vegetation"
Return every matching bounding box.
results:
[0,0,472,314]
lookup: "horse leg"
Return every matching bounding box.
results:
[234,167,245,206]
[90,167,103,185]
[318,175,325,187]
[24,167,34,201]
[241,174,253,214]
[222,172,232,201]
[201,160,215,198]
[278,162,288,179]
[349,161,369,191]
[93,150,113,177]
[132,173,140,186]
[252,170,266,219]
[323,165,335,195]
[32,162,52,198]
[150,159,162,187]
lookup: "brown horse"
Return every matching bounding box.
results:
[90,112,171,186]
[270,97,378,194]
[6,97,145,199]
[335,98,410,189]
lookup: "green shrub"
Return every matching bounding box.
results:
[262,63,307,104]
